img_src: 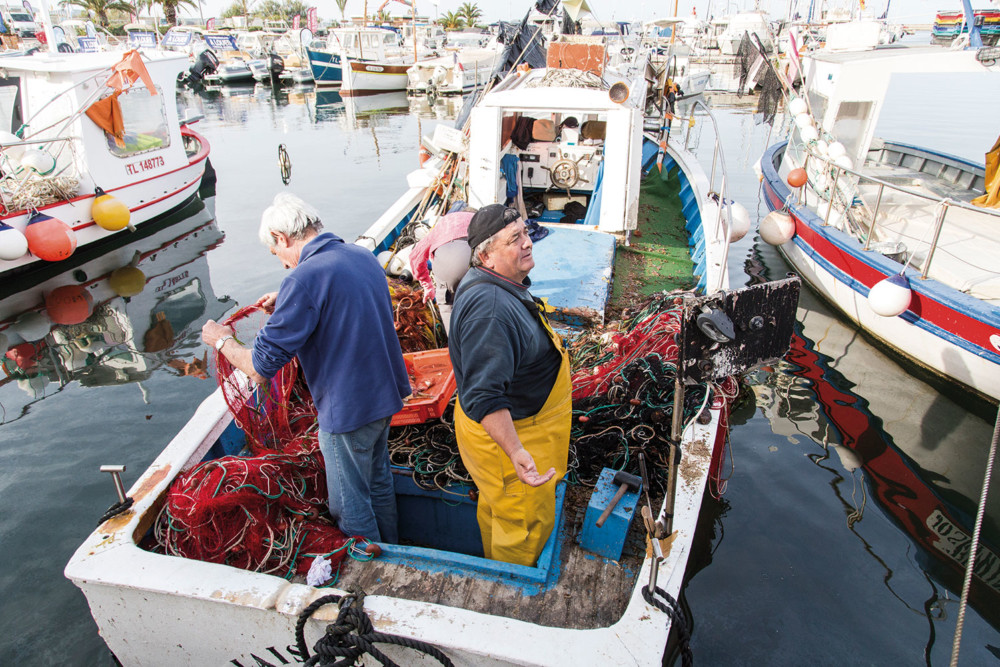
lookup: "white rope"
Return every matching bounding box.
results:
[949,406,1000,667]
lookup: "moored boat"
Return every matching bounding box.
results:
[0,50,211,283]
[758,44,1000,403]
[65,27,800,666]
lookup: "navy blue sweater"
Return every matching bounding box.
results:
[449,267,561,423]
[252,233,410,434]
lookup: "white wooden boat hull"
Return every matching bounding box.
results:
[341,59,410,96]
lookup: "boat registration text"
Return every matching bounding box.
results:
[125,155,166,176]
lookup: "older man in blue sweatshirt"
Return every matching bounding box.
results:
[202,192,410,543]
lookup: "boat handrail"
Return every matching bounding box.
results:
[671,98,733,294]
[798,146,1000,279]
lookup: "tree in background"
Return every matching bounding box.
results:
[458,1,481,27]
[60,0,135,27]
[440,10,462,30]
[334,0,347,21]
[254,0,310,23]
[150,0,198,25]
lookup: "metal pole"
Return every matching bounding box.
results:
[709,142,719,194]
[922,202,949,279]
[824,166,841,226]
[864,181,885,250]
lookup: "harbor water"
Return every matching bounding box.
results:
[2,73,998,664]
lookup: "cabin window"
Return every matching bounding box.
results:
[105,86,171,157]
[806,90,828,126]
[384,33,397,46]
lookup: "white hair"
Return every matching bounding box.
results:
[258,192,324,247]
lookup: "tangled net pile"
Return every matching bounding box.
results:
[567,292,740,498]
[388,279,444,352]
[154,306,362,581]
[388,402,472,494]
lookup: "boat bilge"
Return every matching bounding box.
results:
[66,32,799,666]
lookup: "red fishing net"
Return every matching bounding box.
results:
[154,306,360,582]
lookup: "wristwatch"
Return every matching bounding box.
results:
[215,335,234,352]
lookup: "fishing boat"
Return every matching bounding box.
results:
[406,49,498,96]
[0,50,211,284]
[758,41,1000,403]
[65,25,800,666]
[306,26,414,93]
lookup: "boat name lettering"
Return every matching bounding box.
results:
[125,155,166,176]
[155,271,189,293]
[365,65,384,72]
[927,510,1000,591]
[230,643,307,666]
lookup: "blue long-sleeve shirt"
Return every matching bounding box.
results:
[252,233,410,434]
[449,267,561,423]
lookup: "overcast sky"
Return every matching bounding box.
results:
[176,0,998,27]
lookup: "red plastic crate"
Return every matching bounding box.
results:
[391,348,457,426]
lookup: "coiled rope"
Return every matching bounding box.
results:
[642,584,693,667]
[295,590,455,667]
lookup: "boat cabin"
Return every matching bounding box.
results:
[326,26,405,60]
[467,64,647,234]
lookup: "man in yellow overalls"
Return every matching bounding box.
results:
[448,204,571,567]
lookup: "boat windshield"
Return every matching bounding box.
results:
[105,87,171,157]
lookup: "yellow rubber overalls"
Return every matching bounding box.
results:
[455,301,571,567]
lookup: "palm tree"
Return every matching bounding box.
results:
[61,0,135,28]
[335,0,347,21]
[151,0,198,26]
[457,1,481,27]
[440,10,462,30]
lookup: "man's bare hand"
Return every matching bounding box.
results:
[510,448,556,487]
[201,320,234,348]
[255,292,279,314]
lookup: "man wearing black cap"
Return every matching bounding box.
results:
[448,204,571,566]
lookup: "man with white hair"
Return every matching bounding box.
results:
[202,193,410,544]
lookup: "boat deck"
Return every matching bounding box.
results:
[824,163,1000,303]
[332,164,699,629]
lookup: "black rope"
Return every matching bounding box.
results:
[97,497,133,526]
[642,584,693,667]
[295,590,455,667]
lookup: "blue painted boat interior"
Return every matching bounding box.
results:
[529,225,616,325]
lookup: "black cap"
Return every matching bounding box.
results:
[467,204,520,249]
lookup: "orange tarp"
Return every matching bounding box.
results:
[85,91,125,148]
[106,50,157,95]
[972,134,1000,209]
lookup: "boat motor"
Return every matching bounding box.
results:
[268,51,284,87]
[184,50,220,87]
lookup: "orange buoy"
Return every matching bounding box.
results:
[419,146,431,166]
[45,284,93,325]
[6,342,40,370]
[24,212,77,262]
[786,168,808,188]
[91,187,131,231]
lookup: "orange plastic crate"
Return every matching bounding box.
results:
[391,348,457,426]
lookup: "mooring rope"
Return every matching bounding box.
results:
[295,590,455,666]
[949,406,1000,666]
[642,584,693,667]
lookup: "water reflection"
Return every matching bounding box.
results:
[0,196,235,421]
[755,284,1000,632]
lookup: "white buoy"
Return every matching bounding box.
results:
[834,154,853,171]
[759,211,796,245]
[816,139,829,157]
[725,200,751,242]
[0,131,27,164]
[376,249,394,269]
[788,97,808,116]
[828,141,847,159]
[794,112,813,130]
[412,223,431,241]
[0,223,28,260]
[800,125,818,142]
[19,148,57,176]
[868,274,912,317]
[12,311,51,341]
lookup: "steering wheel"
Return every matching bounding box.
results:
[549,159,579,190]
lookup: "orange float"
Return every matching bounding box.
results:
[24,212,77,262]
[45,284,93,325]
[786,168,808,188]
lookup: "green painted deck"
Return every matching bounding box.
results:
[609,166,695,315]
